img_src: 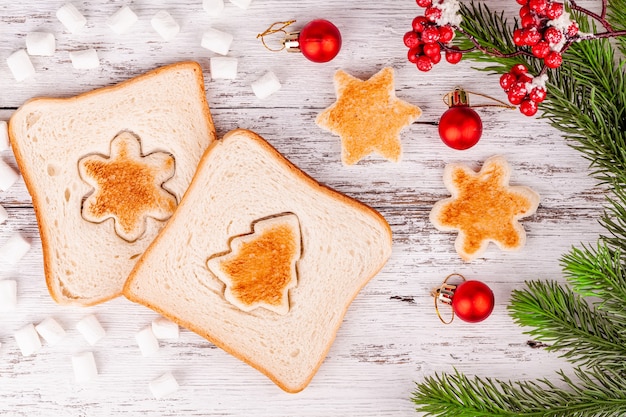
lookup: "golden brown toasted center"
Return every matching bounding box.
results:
[78,131,177,242]
[221,224,297,307]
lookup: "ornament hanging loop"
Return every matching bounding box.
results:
[443,87,516,110]
[257,20,297,52]
[431,273,467,324]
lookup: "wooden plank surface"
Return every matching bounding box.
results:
[0,1,604,416]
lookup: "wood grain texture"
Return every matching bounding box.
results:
[0,1,605,416]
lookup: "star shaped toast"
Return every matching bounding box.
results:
[430,155,540,261]
[316,67,421,165]
[207,213,301,315]
[78,131,177,242]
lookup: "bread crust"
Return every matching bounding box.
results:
[9,61,215,306]
[123,129,393,392]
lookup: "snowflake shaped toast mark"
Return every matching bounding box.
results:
[207,213,302,315]
[316,67,422,165]
[429,155,540,261]
[78,131,177,242]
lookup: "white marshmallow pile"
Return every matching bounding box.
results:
[0,280,17,312]
[151,11,180,41]
[201,28,234,55]
[26,32,56,57]
[14,323,42,356]
[72,351,98,383]
[69,49,100,70]
[35,317,66,346]
[252,71,282,99]
[76,315,106,346]
[0,233,31,266]
[210,57,238,80]
[203,0,225,17]
[106,6,138,35]
[136,326,160,357]
[6,50,35,83]
[151,317,179,340]
[149,372,179,399]
[229,0,253,9]
[0,159,19,192]
[0,121,9,151]
[56,3,87,34]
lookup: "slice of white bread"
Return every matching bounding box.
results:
[9,61,216,306]
[123,129,393,393]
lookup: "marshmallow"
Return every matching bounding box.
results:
[69,49,100,70]
[203,0,225,16]
[14,323,42,356]
[35,317,66,346]
[6,50,35,83]
[26,32,56,57]
[251,71,282,99]
[151,317,179,340]
[56,3,87,34]
[0,121,9,151]
[0,205,8,225]
[151,11,180,41]
[76,315,106,345]
[201,28,234,55]
[107,5,138,35]
[72,351,98,383]
[0,280,17,312]
[0,233,31,265]
[149,372,179,399]
[210,57,238,80]
[0,159,19,191]
[228,0,253,9]
[135,327,159,357]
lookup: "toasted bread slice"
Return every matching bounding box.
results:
[316,67,421,165]
[430,155,540,261]
[124,129,392,393]
[9,62,215,306]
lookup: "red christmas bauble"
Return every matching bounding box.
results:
[299,19,342,63]
[438,106,483,150]
[451,280,495,323]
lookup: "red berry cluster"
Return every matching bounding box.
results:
[499,64,546,116]
[404,0,462,72]
[513,0,577,69]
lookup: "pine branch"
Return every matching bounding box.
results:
[412,368,626,417]
[561,242,626,315]
[453,1,532,73]
[606,0,626,54]
[601,180,626,255]
[508,280,626,369]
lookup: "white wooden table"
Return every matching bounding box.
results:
[0,1,604,416]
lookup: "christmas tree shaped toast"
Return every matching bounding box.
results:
[124,129,392,393]
[207,213,302,316]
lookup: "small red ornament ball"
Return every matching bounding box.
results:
[438,106,483,150]
[451,280,495,323]
[299,19,342,63]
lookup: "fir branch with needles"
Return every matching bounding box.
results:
[411,1,626,416]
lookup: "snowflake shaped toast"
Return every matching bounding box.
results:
[207,213,302,315]
[430,155,540,261]
[78,131,177,242]
[316,67,422,165]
